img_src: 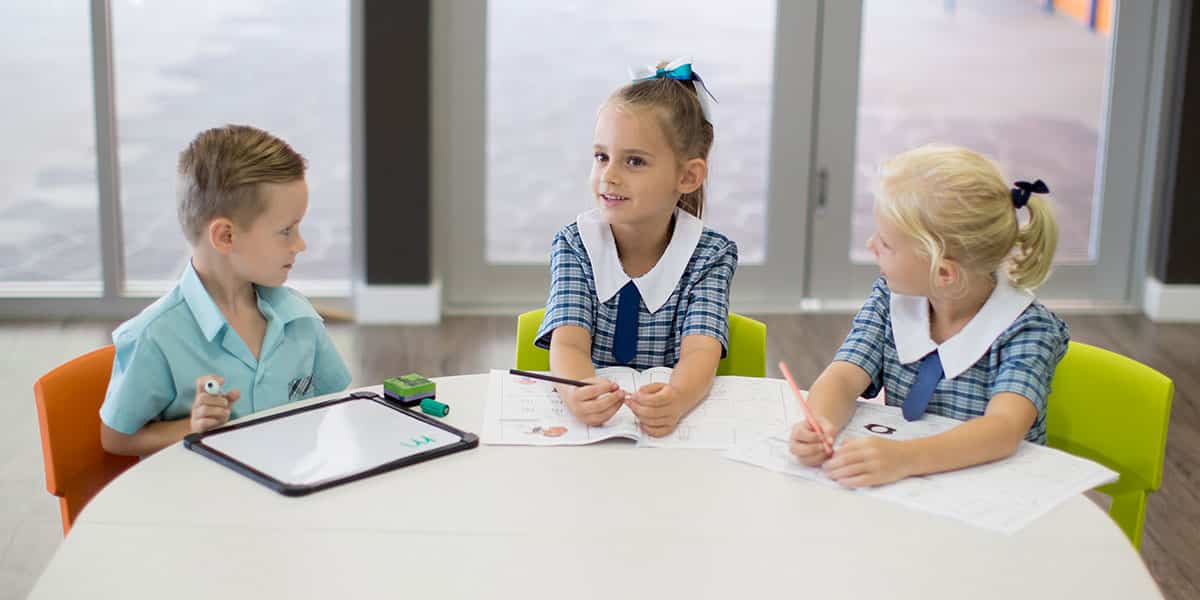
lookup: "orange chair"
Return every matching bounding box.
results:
[33,345,137,535]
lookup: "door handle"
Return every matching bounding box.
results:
[816,167,829,210]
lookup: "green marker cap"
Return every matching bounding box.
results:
[420,397,449,417]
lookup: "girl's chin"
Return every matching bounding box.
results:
[598,198,632,212]
[599,203,635,221]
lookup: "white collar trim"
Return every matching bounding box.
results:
[890,274,1034,379]
[576,208,703,313]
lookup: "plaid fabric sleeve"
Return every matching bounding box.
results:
[832,278,890,398]
[534,229,595,350]
[680,238,738,356]
[990,310,1070,416]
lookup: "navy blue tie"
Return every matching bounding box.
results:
[902,351,943,421]
[612,281,640,365]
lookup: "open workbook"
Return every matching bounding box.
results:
[482,367,799,449]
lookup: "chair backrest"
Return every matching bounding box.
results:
[1045,341,1172,494]
[33,345,138,535]
[515,309,552,371]
[515,308,767,377]
[720,313,767,377]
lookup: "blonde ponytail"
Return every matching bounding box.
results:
[1008,194,1058,289]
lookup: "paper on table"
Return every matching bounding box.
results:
[482,368,798,449]
[639,373,800,449]
[723,402,1119,534]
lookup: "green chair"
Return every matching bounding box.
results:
[1045,341,1173,550]
[515,308,766,377]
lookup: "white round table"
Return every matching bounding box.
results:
[28,374,1162,599]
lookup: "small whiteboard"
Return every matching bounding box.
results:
[185,392,478,496]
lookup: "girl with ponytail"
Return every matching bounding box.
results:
[788,144,1070,488]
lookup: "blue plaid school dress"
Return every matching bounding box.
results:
[535,208,738,370]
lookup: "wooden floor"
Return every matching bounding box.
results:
[2,314,1197,599]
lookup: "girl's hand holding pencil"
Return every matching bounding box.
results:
[778,361,838,465]
[511,369,631,427]
[563,377,629,426]
[789,415,839,467]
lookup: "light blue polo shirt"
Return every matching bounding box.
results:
[100,261,353,435]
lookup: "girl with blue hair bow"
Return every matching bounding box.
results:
[532,59,738,438]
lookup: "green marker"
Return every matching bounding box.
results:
[383,373,436,406]
[420,397,449,417]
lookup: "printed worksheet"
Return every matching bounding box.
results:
[482,368,798,449]
[722,402,1119,534]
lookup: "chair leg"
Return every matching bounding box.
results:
[1108,489,1148,550]
[58,497,73,537]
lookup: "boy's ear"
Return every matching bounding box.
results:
[207,218,236,255]
[676,157,708,195]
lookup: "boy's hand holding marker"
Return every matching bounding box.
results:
[191,376,240,434]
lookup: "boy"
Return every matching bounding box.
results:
[100,125,352,456]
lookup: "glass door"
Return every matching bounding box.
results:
[439,0,820,313]
[0,3,102,294]
[0,0,353,318]
[113,0,352,297]
[808,0,1159,307]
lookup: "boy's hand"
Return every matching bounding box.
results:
[190,375,241,434]
[788,416,838,466]
[626,382,688,437]
[823,437,915,488]
[562,378,627,426]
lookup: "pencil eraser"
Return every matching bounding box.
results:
[203,379,222,396]
[384,374,437,405]
[419,397,449,417]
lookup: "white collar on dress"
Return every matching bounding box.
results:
[575,207,703,314]
[890,274,1034,379]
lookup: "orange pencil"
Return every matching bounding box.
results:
[778,360,834,456]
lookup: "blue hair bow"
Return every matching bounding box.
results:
[628,59,719,106]
[1011,179,1049,209]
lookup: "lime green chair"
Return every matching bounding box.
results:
[1045,341,1173,550]
[515,308,766,377]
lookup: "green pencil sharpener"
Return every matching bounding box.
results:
[383,374,436,407]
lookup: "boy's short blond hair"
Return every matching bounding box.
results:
[177,124,307,244]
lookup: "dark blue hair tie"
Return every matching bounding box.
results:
[1011,179,1049,209]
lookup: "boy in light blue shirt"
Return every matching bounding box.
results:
[100,125,352,456]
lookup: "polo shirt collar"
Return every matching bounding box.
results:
[179,261,322,343]
[179,260,227,342]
